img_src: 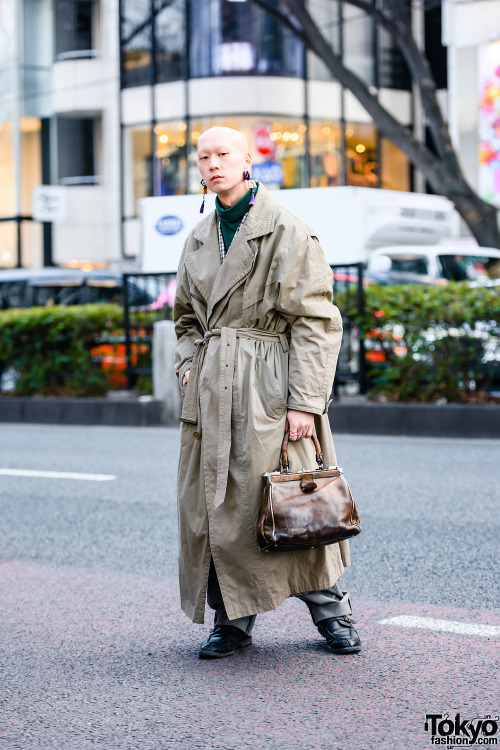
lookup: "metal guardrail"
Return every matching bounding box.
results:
[123,272,176,389]
[123,264,367,395]
[331,262,367,395]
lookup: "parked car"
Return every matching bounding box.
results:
[366,245,500,285]
[0,268,153,310]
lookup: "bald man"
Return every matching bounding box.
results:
[174,127,360,658]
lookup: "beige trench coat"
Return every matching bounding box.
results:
[174,184,350,623]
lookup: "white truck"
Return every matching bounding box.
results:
[138,186,458,273]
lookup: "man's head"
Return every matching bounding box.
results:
[197,127,252,207]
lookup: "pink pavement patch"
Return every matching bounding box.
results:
[1,559,498,750]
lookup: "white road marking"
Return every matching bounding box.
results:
[0,469,115,482]
[379,615,500,638]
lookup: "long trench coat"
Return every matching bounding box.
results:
[174,184,350,623]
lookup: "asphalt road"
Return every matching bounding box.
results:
[0,424,499,750]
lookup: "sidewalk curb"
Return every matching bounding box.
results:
[0,397,167,427]
[329,401,500,438]
[0,397,499,437]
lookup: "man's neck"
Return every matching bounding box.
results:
[216,182,248,209]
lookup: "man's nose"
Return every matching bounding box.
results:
[209,156,220,170]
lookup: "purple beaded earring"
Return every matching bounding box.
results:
[243,170,257,206]
[199,179,207,214]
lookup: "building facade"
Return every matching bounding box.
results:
[2,0,483,271]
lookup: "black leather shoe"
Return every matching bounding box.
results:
[317,616,361,654]
[199,625,252,659]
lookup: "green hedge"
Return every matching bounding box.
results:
[1,286,499,402]
[346,283,500,402]
[0,304,123,396]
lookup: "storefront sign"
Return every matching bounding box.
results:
[155,215,183,235]
[254,125,276,159]
[253,161,283,185]
[32,186,68,222]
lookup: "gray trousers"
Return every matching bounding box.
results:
[207,558,352,636]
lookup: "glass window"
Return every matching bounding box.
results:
[54,0,95,60]
[438,254,500,282]
[154,121,188,195]
[21,118,42,215]
[189,116,306,192]
[0,122,14,218]
[425,5,447,90]
[0,281,26,308]
[307,0,340,81]
[123,125,152,216]
[0,224,17,270]
[155,0,186,82]
[377,20,411,90]
[345,123,378,187]
[343,4,374,87]
[381,138,409,192]
[390,256,429,275]
[189,0,304,78]
[57,116,99,185]
[309,120,341,187]
[121,0,152,88]
[32,284,82,307]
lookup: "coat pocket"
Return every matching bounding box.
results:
[256,356,288,419]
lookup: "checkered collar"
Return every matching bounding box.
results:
[216,211,249,264]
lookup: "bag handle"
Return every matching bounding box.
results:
[280,431,324,474]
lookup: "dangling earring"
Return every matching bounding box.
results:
[243,170,257,206]
[199,179,207,214]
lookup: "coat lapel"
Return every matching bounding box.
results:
[183,213,220,304]
[184,186,277,326]
[207,186,277,325]
[206,231,256,324]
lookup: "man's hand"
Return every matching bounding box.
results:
[286,409,314,441]
[182,369,190,386]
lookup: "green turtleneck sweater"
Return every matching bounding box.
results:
[215,184,258,250]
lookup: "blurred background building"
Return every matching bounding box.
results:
[0,0,498,270]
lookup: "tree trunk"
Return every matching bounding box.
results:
[452,193,500,248]
[250,0,500,249]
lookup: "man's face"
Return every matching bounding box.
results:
[197,130,250,197]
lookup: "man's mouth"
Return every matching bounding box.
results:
[211,175,223,181]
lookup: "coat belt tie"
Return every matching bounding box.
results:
[180,327,289,509]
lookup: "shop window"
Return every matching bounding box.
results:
[123,125,151,216]
[189,116,306,192]
[381,138,410,192]
[345,123,378,188]
[54,0,96,61]
[309,120,341,187]
[121,0,152,88]
[21,118,42,215]
[57,116,100,185]
[0,122,15,219]
[154,122,188,196]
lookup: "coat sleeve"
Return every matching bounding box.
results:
[275,232,343,415]
[173,250,203,385]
